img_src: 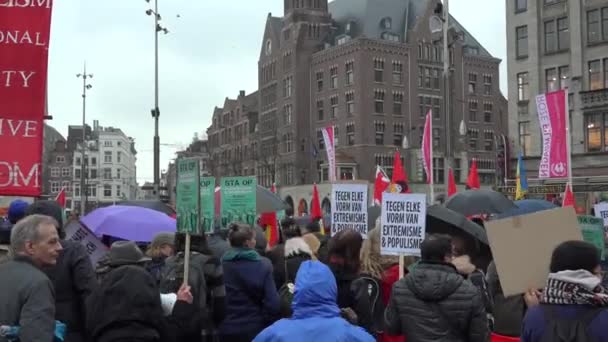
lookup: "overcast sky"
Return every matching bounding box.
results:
[47,0,506,184]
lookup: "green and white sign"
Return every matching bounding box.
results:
[176,159,200,234]
[220,176,257,227]
[578,215,605,260]
[200,177,216,234]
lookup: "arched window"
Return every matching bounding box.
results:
[298,199,309,216]
[380,17,392,30]
[285,196,295,212]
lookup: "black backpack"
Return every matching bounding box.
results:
[160,252,208,316]
[540,305,603,342]
[354,275,384,334]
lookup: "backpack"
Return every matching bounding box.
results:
[354,275,384,334]
[540,305,603,342]
[160,252,208,316]
[278,255,296,318]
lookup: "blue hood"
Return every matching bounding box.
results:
[292,261,341,319]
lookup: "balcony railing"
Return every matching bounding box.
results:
[580,88,608,109]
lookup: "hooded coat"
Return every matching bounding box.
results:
[253,261,374,342]
[385,261,488,342]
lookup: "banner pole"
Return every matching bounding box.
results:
[565,89,573,188]
[183,232,191,286]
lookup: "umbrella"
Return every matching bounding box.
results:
[214,185,289,215]
[427,205,488,244]
[493,199,557,220]
[116,200,176,216]
[445,189,517,217]
[81,205,176,242]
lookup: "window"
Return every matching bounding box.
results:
[346,92,355,116]
[317,130,325,150]
[339,167,354,180]
[334,127,339,146]
[558,18,569,50]
[51,167,59,177]
[337,36,350,45]
[559,66,570,89]
[76,157,81,166]
[330,96,339,118]
[117,151,122,163]
[284,28,291,41]
[424,67,431,89]
[117,141,122,147]
[374,90,385,113]
[589,60,603,90]
[587,9,600,43]
[75,169,81,179]
[62,181,71,192]
[90,169,97,179]
[103,168,112,180]
[316,71,323,92]
[586,114,602,152]
[519,121,532,156]
[516,0,527,12]
[469,101,478,122]
[330,67,338,89]
[484,103,493,123]
[468,73,477,94]
[374,59,384,82]
[432,69,440,90]
[317,100,324,121]
[116,185,122,198]
[104,184,112,197]
[104,151,112,163]
[286,133,294,153]
[518,103,529,116]
[419,95,434,118]
[284,104,293,124]
[432,98,440,119]
[116,169,121,179]
[62,167,71,177]
[484,131,494,151]
[433,128,440,148]
[545,18,569,53]
[546,68,558,92]
[545,20,556,53]
[516,26,528,58]
[375,122,385,145]
[74,186,80,197]
[433,158,444,184]
[346,123,355,145]
[483,75,492,95]
[90,157,96,166]
[392,61,403,84]
[283,76,293,97]
[51,181,60,193]
[393,123,404,146]
[345,62,354,85]
[517,72,529,101]
[104,141,112,147]
[55,156,65,163]
[468,129,479,150]
[393,92,403,116]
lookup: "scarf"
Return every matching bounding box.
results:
[222,247,261,262]
[541,270,608,307]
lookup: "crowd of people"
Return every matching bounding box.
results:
[1,200,608,342]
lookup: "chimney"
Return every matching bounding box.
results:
[239,90,245,97]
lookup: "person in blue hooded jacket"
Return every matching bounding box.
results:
[253,260,374,342]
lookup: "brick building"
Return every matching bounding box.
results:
[207,0,508,191]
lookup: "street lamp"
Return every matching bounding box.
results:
[145,0,168,199]
[76,64,93,216]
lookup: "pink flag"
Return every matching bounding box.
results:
[421,110,433,184]
[536,89,569,179]
[322,126,336,182]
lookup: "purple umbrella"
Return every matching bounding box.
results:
[81,205,176,242]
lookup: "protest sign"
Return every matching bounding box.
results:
[594,202,608,227]
[578,215,606,260]
[485,207,582,297]
[380,193,426,256]
[176,159,200,234]
[221,177,257,227]
[65,221,108,267]
[331,183,368,236]
[200,177,215,233]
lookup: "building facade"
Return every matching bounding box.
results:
[45,140,74,208]
[506,0,608,206]
[206,0,508,193]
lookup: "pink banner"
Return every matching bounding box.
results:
[322,126,336,182]
[536,90,568,179]
[421,110,433,184]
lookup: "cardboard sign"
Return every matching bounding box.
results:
[331,183,368,236]
[485,207,582,297]
[220,176,257,227]
[578,215,606,260]
[594,202,608,227]
[65,221,108,267]
[200,177,215,233]
[380,193,427,256]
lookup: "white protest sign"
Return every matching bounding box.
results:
[381,193,426,256]
[331,183,368,236]
[64,221,108,266]
[594,202,608,227]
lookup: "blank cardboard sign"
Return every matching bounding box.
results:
[485,207,582,297]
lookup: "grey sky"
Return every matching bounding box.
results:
[47,0,506,184]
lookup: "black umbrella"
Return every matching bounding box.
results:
[426,205,488,245]
[444,189,517,217]
[116,200,175,216]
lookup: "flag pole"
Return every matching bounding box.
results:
[565,89,573,189]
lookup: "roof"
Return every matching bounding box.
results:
[269,16,283,47]
[328,0,493,58]
[243,91,259,111]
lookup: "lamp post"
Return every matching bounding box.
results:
[76,64,93,215]
[145,0,169,199]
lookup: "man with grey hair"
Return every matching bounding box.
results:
[0,214,63,342]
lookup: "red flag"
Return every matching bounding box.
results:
[311,183,322,220]
[536,89,569,179]
[373,166,391,205]
[421,110,433,185]
[390,150,411,193]
[55,188,66,208]
[448,168,457,197]
[261,184,279,247]
[466,159,480,190]
[562,183,574,207]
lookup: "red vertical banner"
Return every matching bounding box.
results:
[321,126,335,182]
[535,89,569,179]
[0,0,53,196]
[421,110,433,185]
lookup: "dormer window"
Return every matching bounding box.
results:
[345,20,356,34]
[265,39,272,56]
[382,32,400,42]
[381,17,392,30]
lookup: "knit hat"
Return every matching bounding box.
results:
[151,232,175,248]
[108,241,151,267]
[25,200,63,228]
[550,240,600,273]
[8,200,29,224]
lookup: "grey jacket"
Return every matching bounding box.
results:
[486,261,525,337]
[385,261,489,342]
[0,244,9,264]
[0,256,56,342]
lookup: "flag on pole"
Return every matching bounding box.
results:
[466,159,480,190]
[421,110,433,185]
[373,166,391,205]
[536,89,569,179]
[55,188,66,208]
[448,168,457,197]
[390,150,410,193]
[321,126,336,182]
[261,184,279,247]
[515,152,529,200]
[311,183,325,235]
[562,183,575,207]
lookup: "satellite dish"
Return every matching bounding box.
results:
[429,15,443,34]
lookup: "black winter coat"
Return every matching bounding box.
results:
[331,267,374,333]
[385,261,489,342]
[44,240,97,342]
